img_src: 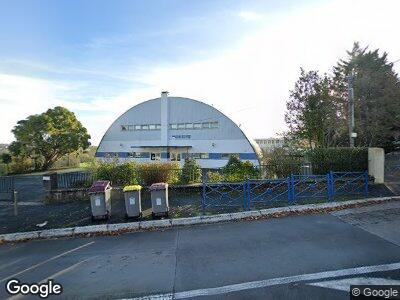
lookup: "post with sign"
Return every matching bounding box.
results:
[43,172,58,202]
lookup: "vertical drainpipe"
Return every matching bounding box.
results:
[161,91,169,160]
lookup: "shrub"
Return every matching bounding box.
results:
[92,160,138,186]
[137,162,181,186]
[307,147,368,174]
[264,148,302,178]
[221,155,259,182]
[207,171,224,183]
[180,159,202,184]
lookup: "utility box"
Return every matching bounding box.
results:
[123,185,142,218]
[150,183,169,218]
[89,181,112,220]
[43,172,58,191]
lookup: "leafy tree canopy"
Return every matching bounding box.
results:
[9,106,91,171]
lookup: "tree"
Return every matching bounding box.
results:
[0,153,12,165]
[9,107,91,171]
[333,42,400,150]
[285,69,341,148]
[180,158,202,184]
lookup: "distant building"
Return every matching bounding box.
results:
[255,138,285,153]
[96,92,262,168]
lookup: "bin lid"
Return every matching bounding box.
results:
[89,180,111,193]
[150,182,168,191]
[123,185,142,192]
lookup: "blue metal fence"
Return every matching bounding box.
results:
[202,171,369,212]
[202,182,246,213]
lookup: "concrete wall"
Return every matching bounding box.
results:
[368,147,385,183]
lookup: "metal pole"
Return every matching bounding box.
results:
[348,70,355,147]
[13,190,18,216]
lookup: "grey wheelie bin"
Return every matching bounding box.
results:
[150,182,169,218]
[89,181,112,220]
[123,185,142,218]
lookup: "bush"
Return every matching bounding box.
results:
[264,148,302,178]
[207,171,224,183]
[180,159,202,184]
[137,162,181,186]
[307,147,368,174]
[92,160,138,186]
[220,156,259,182]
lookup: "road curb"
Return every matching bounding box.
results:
[0,196,399,243]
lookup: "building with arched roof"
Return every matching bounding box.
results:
[96,92,261,168]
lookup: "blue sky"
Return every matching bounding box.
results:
[0,0,399,144]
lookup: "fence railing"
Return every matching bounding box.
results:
[0,176,14,192]
[57,172,93,189]
[202,171,369,211]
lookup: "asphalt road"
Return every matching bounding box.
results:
[1,201,400,299]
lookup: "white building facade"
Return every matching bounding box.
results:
[96,92,261,168]
[255,138,285,153]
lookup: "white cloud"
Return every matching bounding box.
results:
[1,0,400,145]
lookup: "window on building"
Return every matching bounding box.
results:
[156,124,161,130]
[129,152,148,158]
[151,153,161,161]
[202,122,211,129]
[185,123,193,129]
[127,125,133,131]
[170,124,178,130]
[141,125,149,130]
[210,122,219,129]
[149,124,156,130]
[177,123,185,129]
[193,123,201,129]
[134,125,141,131]
[200,153,209,159]
[121,125,128,131]
[171,153,181,161]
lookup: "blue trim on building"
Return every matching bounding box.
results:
[96,152,258,160]
[209,153,221,159]
[239,153,258,160]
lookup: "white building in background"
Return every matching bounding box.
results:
[255,138,285,153]
[96,92,262,168]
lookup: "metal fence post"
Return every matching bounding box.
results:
[202,180,206,215]
[329,171,334,200]
[247,179,251,210]
[291,174,295,203]
[364,171,369,197]
[13,190,18,216]
[287,177,292,204]
[327,172,332,202]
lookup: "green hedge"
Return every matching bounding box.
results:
[307,147,368,174]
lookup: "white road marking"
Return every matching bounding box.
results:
[121,261,400,300]
[0,258,25,271]
[7,257,96,300]
[309,277,400,292]
[0,241,94,283]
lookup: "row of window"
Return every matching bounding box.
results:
[102,152,238,160]
[169,122,219,130]
[120,122,219,132]
[121,124,161,131]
